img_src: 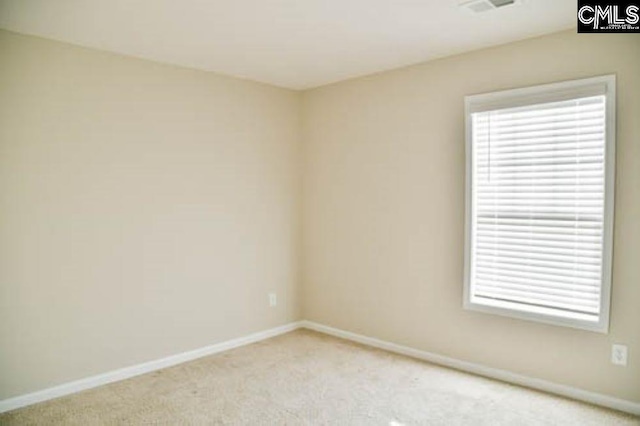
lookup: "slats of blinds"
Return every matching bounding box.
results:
[471,95,606,317]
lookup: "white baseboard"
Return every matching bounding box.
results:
[0,321,303,414]
[301,320,640,416]
[3,320,638,417]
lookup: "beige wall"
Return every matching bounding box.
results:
[302,30,640,402]
[1,27,639,406]
[0,30,301,399]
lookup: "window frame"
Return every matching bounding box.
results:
[463,75,616,333]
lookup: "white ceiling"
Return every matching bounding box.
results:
[0,0,575,89]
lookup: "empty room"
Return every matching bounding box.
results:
[1,0,639,424]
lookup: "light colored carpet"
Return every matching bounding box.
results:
[1,329,638,425]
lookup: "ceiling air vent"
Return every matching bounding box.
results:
[461,0,517,13]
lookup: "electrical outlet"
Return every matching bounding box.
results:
[269,293,277,307]
[611,344,628,366]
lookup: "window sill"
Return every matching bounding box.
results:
[463,297,609,333]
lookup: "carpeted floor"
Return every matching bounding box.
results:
[1,329,638,425]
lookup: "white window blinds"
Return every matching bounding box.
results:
[464,76,615,332]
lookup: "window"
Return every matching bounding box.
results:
[463,75,615,332]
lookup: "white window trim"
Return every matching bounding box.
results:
[463,75,616,333]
